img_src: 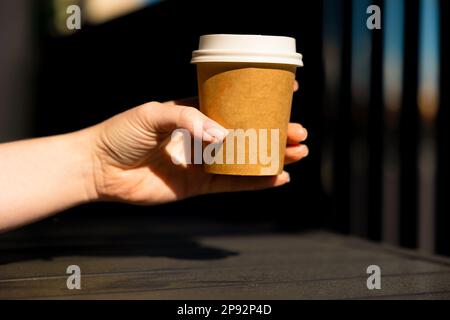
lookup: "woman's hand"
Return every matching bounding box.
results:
[88,84,308,205]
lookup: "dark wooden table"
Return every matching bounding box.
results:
[1,215,450,299]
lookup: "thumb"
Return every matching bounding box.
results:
[138,102,229,142]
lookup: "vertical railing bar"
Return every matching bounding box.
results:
[350,0,372,238]
[382,0,403,246]
[321,0,342,228]
[399,0,420,249]
[367,0,384,242]
[417,0,439,254]
[334,0,353,234]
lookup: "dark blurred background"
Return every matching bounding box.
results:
[0,0,449,257]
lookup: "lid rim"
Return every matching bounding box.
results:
[192,49,303,58]
[192,34,303,67]
[191,56,303,67]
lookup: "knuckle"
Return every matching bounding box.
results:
[179,106,200,124]
[135,101,162,117]
[140,101,162,112]
[145,101,162,107]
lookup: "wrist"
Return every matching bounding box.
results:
[69,126,102,203]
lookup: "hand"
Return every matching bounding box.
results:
[88,83,308,205]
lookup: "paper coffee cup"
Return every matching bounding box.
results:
[191,34,303,176]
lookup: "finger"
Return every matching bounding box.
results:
[205,171,291,194]
[139,102,228,142]
[287,123,308,144]
[284,144,309,165]
[293,80,299,92]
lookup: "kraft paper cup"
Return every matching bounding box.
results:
[191,34,303,176]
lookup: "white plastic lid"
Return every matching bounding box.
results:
[191,34,303,67]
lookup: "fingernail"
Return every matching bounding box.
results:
[300,128,308,140]
[202,131,214,142]
[283,172,291,183]
[300,145,309,157]
[204,120,229,142]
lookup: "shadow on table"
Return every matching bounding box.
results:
[0,234,239,265]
